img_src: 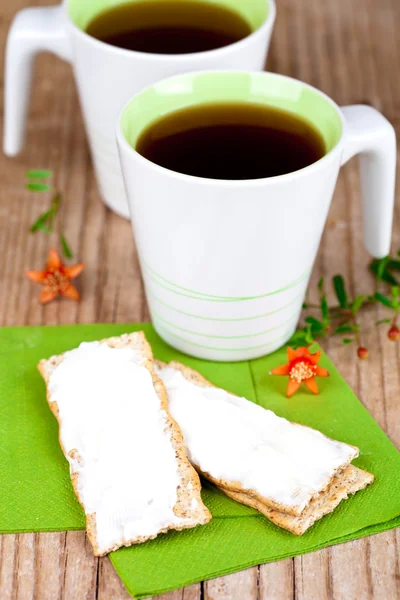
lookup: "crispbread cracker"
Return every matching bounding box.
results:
[156,360,361,517]
[218,465,374,535]
[38,332,211,556]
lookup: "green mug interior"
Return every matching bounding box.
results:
[67,0,269,34]
[120,71,343,156]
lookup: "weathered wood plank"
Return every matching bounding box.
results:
[34,532,65,600]
[97,555,131,600]
[0,535,18,600]
[61,532,99,600]
[204,568,259,600]
[259,560,294,600]
[14,534,36,600]
[294,551,331,600]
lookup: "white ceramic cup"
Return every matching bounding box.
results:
[3,0,275,219]
[117,70,396,362]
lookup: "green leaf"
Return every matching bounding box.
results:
[304,324,314,345]
[391,287,400,310]
[387,259,400,272]
[332,275,348,308]
[60,235,73,259]
[302,302,308,309]
[50,192,62,211]
[29,192,62,234]
[335,325,359,334]
[288,329,309,348]
[305,316,324,331]
[369,260,398,286]
[376,255,389,280]
[25,169,53,179]
[26,183,51,192]
[376,319,391,326]
[351,295,365,315]
[31,221,51,233]
[318,277,324,291]
[320,296,329,324]
[308,342,320,353]
[30,210,53,233]
[342,338,354,344]
[374,292,394,308]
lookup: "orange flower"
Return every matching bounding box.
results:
[270,346,329,397]
[25,249,84,304]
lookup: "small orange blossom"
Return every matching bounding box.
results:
[25,248,84,304]
[270,346,329,397]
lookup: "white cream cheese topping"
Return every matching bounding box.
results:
[48,342,184,554]
[155,365,358,514]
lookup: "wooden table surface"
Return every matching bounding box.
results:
[1,0,400,598]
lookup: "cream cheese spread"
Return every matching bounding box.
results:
[48,342,184,554]
[155,365,358,514]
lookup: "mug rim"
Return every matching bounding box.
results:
[64,0,276,62]
[116,70,347,187]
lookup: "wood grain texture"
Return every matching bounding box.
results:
[0,0,399,598]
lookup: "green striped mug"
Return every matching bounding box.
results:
[117,71,396,361]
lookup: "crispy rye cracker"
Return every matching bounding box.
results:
[156,360,361,517]
[218,465,373,535]
[38,332,211,556]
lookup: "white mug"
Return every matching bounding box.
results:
[117,71,396,362]
[3,0,275,218]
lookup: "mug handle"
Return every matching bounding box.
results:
[340,105,396,258]
[3,5,72,157]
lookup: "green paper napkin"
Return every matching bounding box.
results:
[0,323,399,599]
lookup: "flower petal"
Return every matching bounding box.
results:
[309,350,322,365]
[25,270,46,283]
[287,347,297,362]
[304,377,319,394]
[316,365,329,378]
[298,347,311,357]
[64,263,85,280]
[40,289,57,304]
[62,283,80,301]
[46,248,62,271]
[270,363,291,376]
[287,379,301,397]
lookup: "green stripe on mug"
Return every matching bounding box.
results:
[143,262,310,301]
[147,289,303,321]
[150,308,296,338]
[117,71,395,361]
[154,319,295,352]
